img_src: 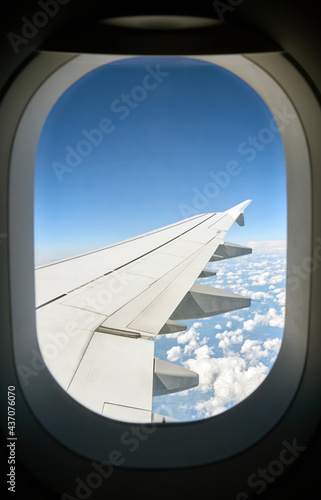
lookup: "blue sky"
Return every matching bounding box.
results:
[34,56,287,422]
[34,56,287,265]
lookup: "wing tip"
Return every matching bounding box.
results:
[226,199,252,226]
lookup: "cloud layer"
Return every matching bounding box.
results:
[153,243,286,421]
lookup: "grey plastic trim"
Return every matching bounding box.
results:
[4,51,316,468]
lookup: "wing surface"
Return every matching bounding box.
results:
[35,200,252,422]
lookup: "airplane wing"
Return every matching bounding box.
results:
[35,200,252,423]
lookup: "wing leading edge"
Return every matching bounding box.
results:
[35,200,252,422]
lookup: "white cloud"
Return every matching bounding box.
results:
[275,291,286,305]
[177,328,199,345]
[264,338,282,352]
[168,322,205,356]
[183,339,199,356]
[215,324,222,329]
[167,346,182,362]
[183,333,282,418]
[249,261,269,270]
[187,354,269,417]
[251,291,272,300]
[241,339,269,364]
[231,315,244,322]
[243,307,285,331]
[247,240,286,251]
[268,275,284,285]
[234,286,251,297]
[166,321,202,341]
[240,337,282,366]
[216,328,244,350]
[250,271,271,286]
[242,290,272,301]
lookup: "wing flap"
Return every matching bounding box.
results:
[61,271,154,317]
[67,332,154,414]
[36,302,105,389]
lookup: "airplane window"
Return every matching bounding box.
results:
[34,55,286,423]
